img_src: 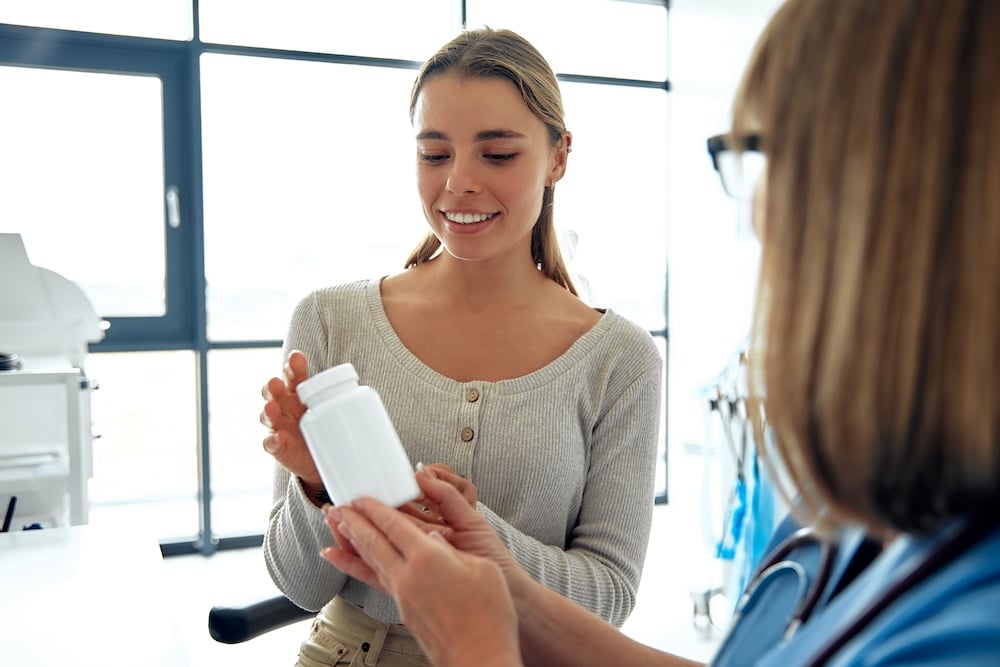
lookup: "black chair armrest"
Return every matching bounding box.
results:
[208,595,314,644]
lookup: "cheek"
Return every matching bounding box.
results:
[416,169,439,206]
[501,169,547,208]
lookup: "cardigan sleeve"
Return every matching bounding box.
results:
[263,291,350,611]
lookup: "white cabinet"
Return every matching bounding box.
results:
[0,234,104,529]
[0,356,95,528]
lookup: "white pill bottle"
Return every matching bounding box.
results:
[296,362,420,507]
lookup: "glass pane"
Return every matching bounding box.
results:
[558,82,668,331]
[199,0,458,62]
[86,351,200,542]
[0,0,192,41]
[665,99,760,492]
[0,65,168,318]
[665,7,771,473]
[207,347,285,537]
[653,334,668,498]
[200,54,420,341]
[669,6,774,88]
[467,0,667,81]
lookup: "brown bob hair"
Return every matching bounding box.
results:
[735,0,1000,534]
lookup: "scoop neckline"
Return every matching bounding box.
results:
[363,277,613,391]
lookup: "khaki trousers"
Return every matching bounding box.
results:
[295,597,429,667]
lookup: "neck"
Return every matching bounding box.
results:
[423,254,552,307]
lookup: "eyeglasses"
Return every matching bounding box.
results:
[707,133,765,200]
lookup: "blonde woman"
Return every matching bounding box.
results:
[322,1,1000,665]
[260,27,663,667]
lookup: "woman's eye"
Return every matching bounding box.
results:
[419,153,448,164]
[485,153,516,163]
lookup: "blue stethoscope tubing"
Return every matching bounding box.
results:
[730,525,839,640]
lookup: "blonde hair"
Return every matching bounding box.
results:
[736,0,1000,534]
[403,27,578,296]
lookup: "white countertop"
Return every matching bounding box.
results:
[0,524,191,666]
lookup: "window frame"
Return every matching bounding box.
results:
[0,22,202,350]
[0,2,671,555]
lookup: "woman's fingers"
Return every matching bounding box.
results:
[327,500,440,596]
[323,506,360,556]
[415,463,477,512]
[398,501,447,526]
[321,542,387,593]
[261,429,282,455]
[286,350,309,386]
[260,363,308,461]
[415,469,482,526]
[321,505,391,592]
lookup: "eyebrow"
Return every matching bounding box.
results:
[416,129,527,142]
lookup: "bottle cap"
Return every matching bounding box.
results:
[296,362,359,406]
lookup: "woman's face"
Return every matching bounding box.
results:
[412,73,568,265]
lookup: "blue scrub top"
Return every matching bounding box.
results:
[711,514,1000,666]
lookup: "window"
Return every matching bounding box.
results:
[1,65,167,318]
[198,0,455,61]
[0,0,192,40]
[4,1,778,554]
[664,0,782,557]
[199,55,418,343]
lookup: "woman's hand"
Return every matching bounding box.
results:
[399,462,477,524]
[260,350,322,495]
[418,462,477,507]
[320,470,522,667]
[323,467,518,588]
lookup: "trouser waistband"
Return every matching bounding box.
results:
[320,597,423,662]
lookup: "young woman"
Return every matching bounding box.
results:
[260,27,663,667]
[320,1,1000,665]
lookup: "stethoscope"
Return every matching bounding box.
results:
[723,509,999,667]
[729,524,844,640]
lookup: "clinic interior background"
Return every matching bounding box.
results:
[0,0,781,556]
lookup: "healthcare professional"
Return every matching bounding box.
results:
[319,0,1000,665]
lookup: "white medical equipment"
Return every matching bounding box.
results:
[0,233,106,528]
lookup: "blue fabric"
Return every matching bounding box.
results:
[745,457,777,571]
[711,521,826,665]
[719,449,780,609]
[711,516,1000,666]
[733,452,778,600]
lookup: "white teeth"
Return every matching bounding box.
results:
[444,211,493,224]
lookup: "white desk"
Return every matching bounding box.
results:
[0,525,191,666]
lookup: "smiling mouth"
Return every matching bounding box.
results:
[443,211,498,225]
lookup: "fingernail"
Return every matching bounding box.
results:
[324,505,341,521]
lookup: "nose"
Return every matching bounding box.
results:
[445,156,481,195]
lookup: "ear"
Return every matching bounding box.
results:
[547,131,572,186]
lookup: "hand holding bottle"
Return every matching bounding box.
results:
[261,350,323,499]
